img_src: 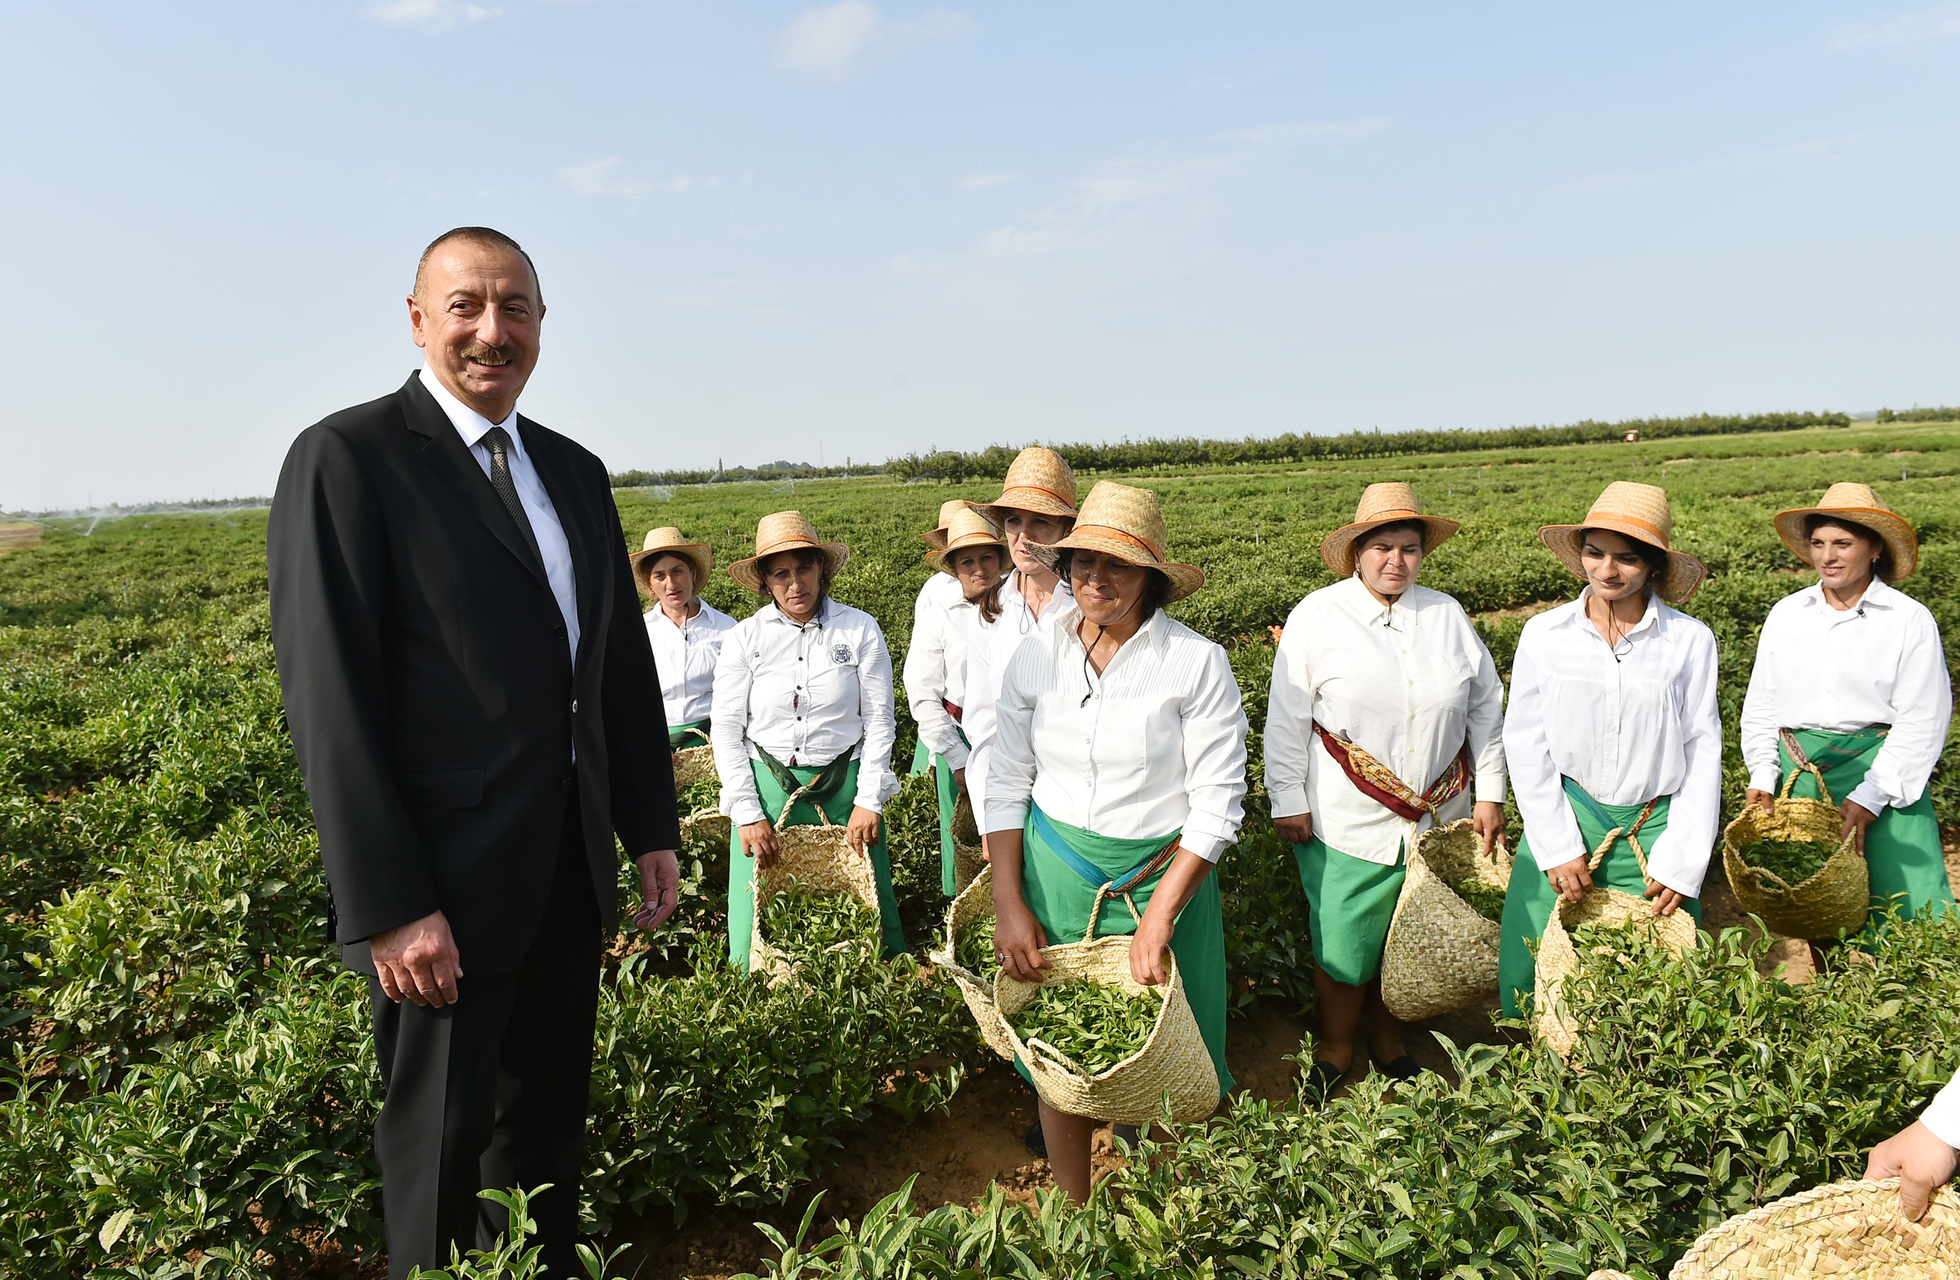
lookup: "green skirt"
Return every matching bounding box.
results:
[932,727,972,898]
[669,718,710,750]
[1293,837,1405,987]
[1780,726,1953,925]
[1498,782,1701,1019]
[1019,808,1234,1098]
[726,757,906,971]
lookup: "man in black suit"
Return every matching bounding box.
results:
[267,226,681,1277]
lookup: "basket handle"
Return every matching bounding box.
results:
[1777,729,1838,809]
[774,776,838,831]
[1024,1036,1093,1079]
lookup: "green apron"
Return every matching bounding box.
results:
[1498,780,1701,1018]
[933,726,973,898]
[1018,807,1234,1098]
[669,718,711,750]
[1780,726,1953,925]
[909,739,933,776]
[726,757,906,971]
[1293,837,1406,987]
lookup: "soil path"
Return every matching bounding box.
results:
[0,522,42,555]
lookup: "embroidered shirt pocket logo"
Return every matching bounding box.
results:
[830,644,854,665]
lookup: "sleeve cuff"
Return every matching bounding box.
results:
[725,797,767,826]
[1748,765,1781,795]
[943,740,971,770]
[1267,783,1309,820]
[1180,832,1226,863]
[1922,1074,1960,1149]
[984,800,1030,836]
[1845,778,1894,815]
[1474,775,1507,805]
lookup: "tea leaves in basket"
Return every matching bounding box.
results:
[1454,878,1509,922]
[1743,835,1837,885]
[1011,978,1158,1075]
[760,879,882,957]
[955,915,997,977]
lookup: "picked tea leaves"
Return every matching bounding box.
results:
[1454,878,1509,922]
[761,881,881,956]
[955,914,998,976]
[1743,836,1838,886]
[1012,978,1158,1075]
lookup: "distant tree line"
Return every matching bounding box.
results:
[1875,407,1958,424]
[607,409,1852,488]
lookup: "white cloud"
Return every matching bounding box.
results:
[958,172,1018,190]
[1829,3,1960,50]
[559,156,650,198]
[367,0,498,30]
[776,2,975,80]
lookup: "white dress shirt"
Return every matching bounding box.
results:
[1740,578,1952,815]
[961,571,1075,832]
[419,365,580,668]
[903,573,976,768]
[644,600,737,729]
[1923,1069,1960,1148]
[1265,578,1507,865]
[710,598,900,826]
[984,605,1249,863]
[1503,589,1723,898]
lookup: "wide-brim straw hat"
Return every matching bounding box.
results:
[976,447,1078,522]
[1772,482,1919,580]
[630,527,713,599]
[1539,481,1708,604]
[925,507,1008,575]
[1319,482,1461,579]
[919,498,973,551]
[1034,480,1205,602]
[726,511,850,594]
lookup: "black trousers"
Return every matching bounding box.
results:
[369,803,601,1279]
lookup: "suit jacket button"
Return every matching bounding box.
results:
[562,776,573,792]
[553,624,567,638]
[571,699,580,713]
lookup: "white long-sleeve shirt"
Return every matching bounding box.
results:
[644,600,737,729]
[961,571,1074,832]
[983,605,1249,863]
[1923,1070,1960,1147]
[1265,578,1507,865]
[1503,589,1723,898]
[903,572,975,768]
[710,598,900,826]
[1740,578,1952,815]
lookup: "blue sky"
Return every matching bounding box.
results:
[3,2,1957,509]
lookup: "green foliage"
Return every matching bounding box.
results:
[1455,878,1510,922]
[955,915,997,977]
[1874,406,1958,424]
[1012,979,1159,1075]
[761,882,883,956]
[1738,836,1837,885]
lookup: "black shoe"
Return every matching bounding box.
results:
[1024,1118,1047,1157]
[1304,1059,1344,1102]
[1380,1054,1421,1082]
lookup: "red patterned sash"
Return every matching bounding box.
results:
[1313,723,1472,823]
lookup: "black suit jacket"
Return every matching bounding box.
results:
[268,372,681,976]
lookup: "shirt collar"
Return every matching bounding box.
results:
[1800,577,1899,611]
[762,597,833,628]
[1551,586,1663,639]
[420,363,519,452]
[1339,574,1417,631]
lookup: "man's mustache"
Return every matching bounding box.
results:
[460,341,518,367]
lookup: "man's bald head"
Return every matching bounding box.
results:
[413,227,542,304]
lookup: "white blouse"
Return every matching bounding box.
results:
[1924,1069,1960,1148]
[961,571,1074,834]
[710,598,900,827]
[1265,577,1507,865]
[983,605,1249,863]
[643,600,737,730]
[1739,578,1951,816]
[903,572,976,768]
[1503,589,1723,898]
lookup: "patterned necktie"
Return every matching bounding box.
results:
[482,426,545,570]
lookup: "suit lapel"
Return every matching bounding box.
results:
[522,417,603,672]
[397,374,550,587]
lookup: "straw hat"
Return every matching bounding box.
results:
[630,527,713,599]
[1036,481,1205,601]
[726,511,850,594]
[977,447,1078,522]
[1773,482,1918,580]
[925,507,1008,576]
[920,498,973,551]
[1319,482,1461,579]
[1538,481,1708,604]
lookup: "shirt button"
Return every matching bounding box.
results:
[570,699,579,713]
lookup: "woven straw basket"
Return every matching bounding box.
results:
[986,894,1219,1125]
[951,793,986,894]
[930,867,1020,1062]
[1722,765,1866,941]
[1672,1178,1960,1279]
[748,795,882,982]
[1381,818,1514,1022]
[680,808,731,846]
[672,740,716,792]
[1533,830,1696,1057]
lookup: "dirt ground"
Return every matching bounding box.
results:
[0,522,42,554]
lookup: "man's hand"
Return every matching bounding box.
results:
[633,849,681,932]
[1273,812,1313,846]
[370,910,463,1007]
[1843,799,1881,854]
[1866,1119,1960,1221]
[846,805,881,856]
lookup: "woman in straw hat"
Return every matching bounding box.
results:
[985,481,1248,1201]
[632,528,736,757]
[710,511,906,969]
[1265,482,1507,1094]
[1497,481,1721,1017]
[903,506,1010,896]
[960,447,1080,856]
[906,499,979,780]
[1740,483,1953,925]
